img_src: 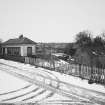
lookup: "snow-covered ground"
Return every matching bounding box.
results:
[0,59,70,103]
[0,59,105,104]
[0,59,105,93]
[48,70,105,93]
[0,70,29,94]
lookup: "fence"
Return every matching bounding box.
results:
[24,57,105,85]
[0,55,25,63]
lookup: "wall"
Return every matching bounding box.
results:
[21,44,36,56]
[2,44,36,56]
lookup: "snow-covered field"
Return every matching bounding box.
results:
[49,70,105,93]
[0,59,105,104]
[0,59,70,103]
[1,59,104,93]
[0,70,29,94]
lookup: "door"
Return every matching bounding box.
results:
[27,47,32,56]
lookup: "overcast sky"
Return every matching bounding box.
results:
[0,0,105,42]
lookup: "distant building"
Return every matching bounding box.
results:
[1,35,36,56]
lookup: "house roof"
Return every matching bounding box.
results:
[2,35,36,45]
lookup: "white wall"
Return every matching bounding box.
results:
[32,45,36,55]
[2,44,36,56]
[21,45,36,56]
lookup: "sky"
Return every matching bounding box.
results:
[0,0,105,42]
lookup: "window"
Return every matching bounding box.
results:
[7,47,20,56]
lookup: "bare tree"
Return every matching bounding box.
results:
[75,30,92,47]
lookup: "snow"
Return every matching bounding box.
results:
[9,88,45,103]
[25,90,51,102]
[0,58,105,104]
[41,93,70,102]
[0,85,37,100]
[0,70,29,93]
[47,70,105,93]
[0,59,105,94]
[92,51,98,55]
[52,53,65,57]
[0,59,70,103]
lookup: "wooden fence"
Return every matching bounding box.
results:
[24,57,105,85]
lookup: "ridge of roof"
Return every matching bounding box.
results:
[2,36,36,45]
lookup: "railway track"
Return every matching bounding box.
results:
[0,62,104,104]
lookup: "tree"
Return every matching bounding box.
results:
[100,32,105,40]
[93,36,104,47]
[64,43,76,56]
[75,31,92,47]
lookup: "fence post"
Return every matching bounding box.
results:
[79,64,81,78]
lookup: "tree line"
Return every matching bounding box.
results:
[64,31,105,56]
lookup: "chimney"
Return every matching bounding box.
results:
[19,34,23,39]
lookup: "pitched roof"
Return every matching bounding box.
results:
[2,36,36,45]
